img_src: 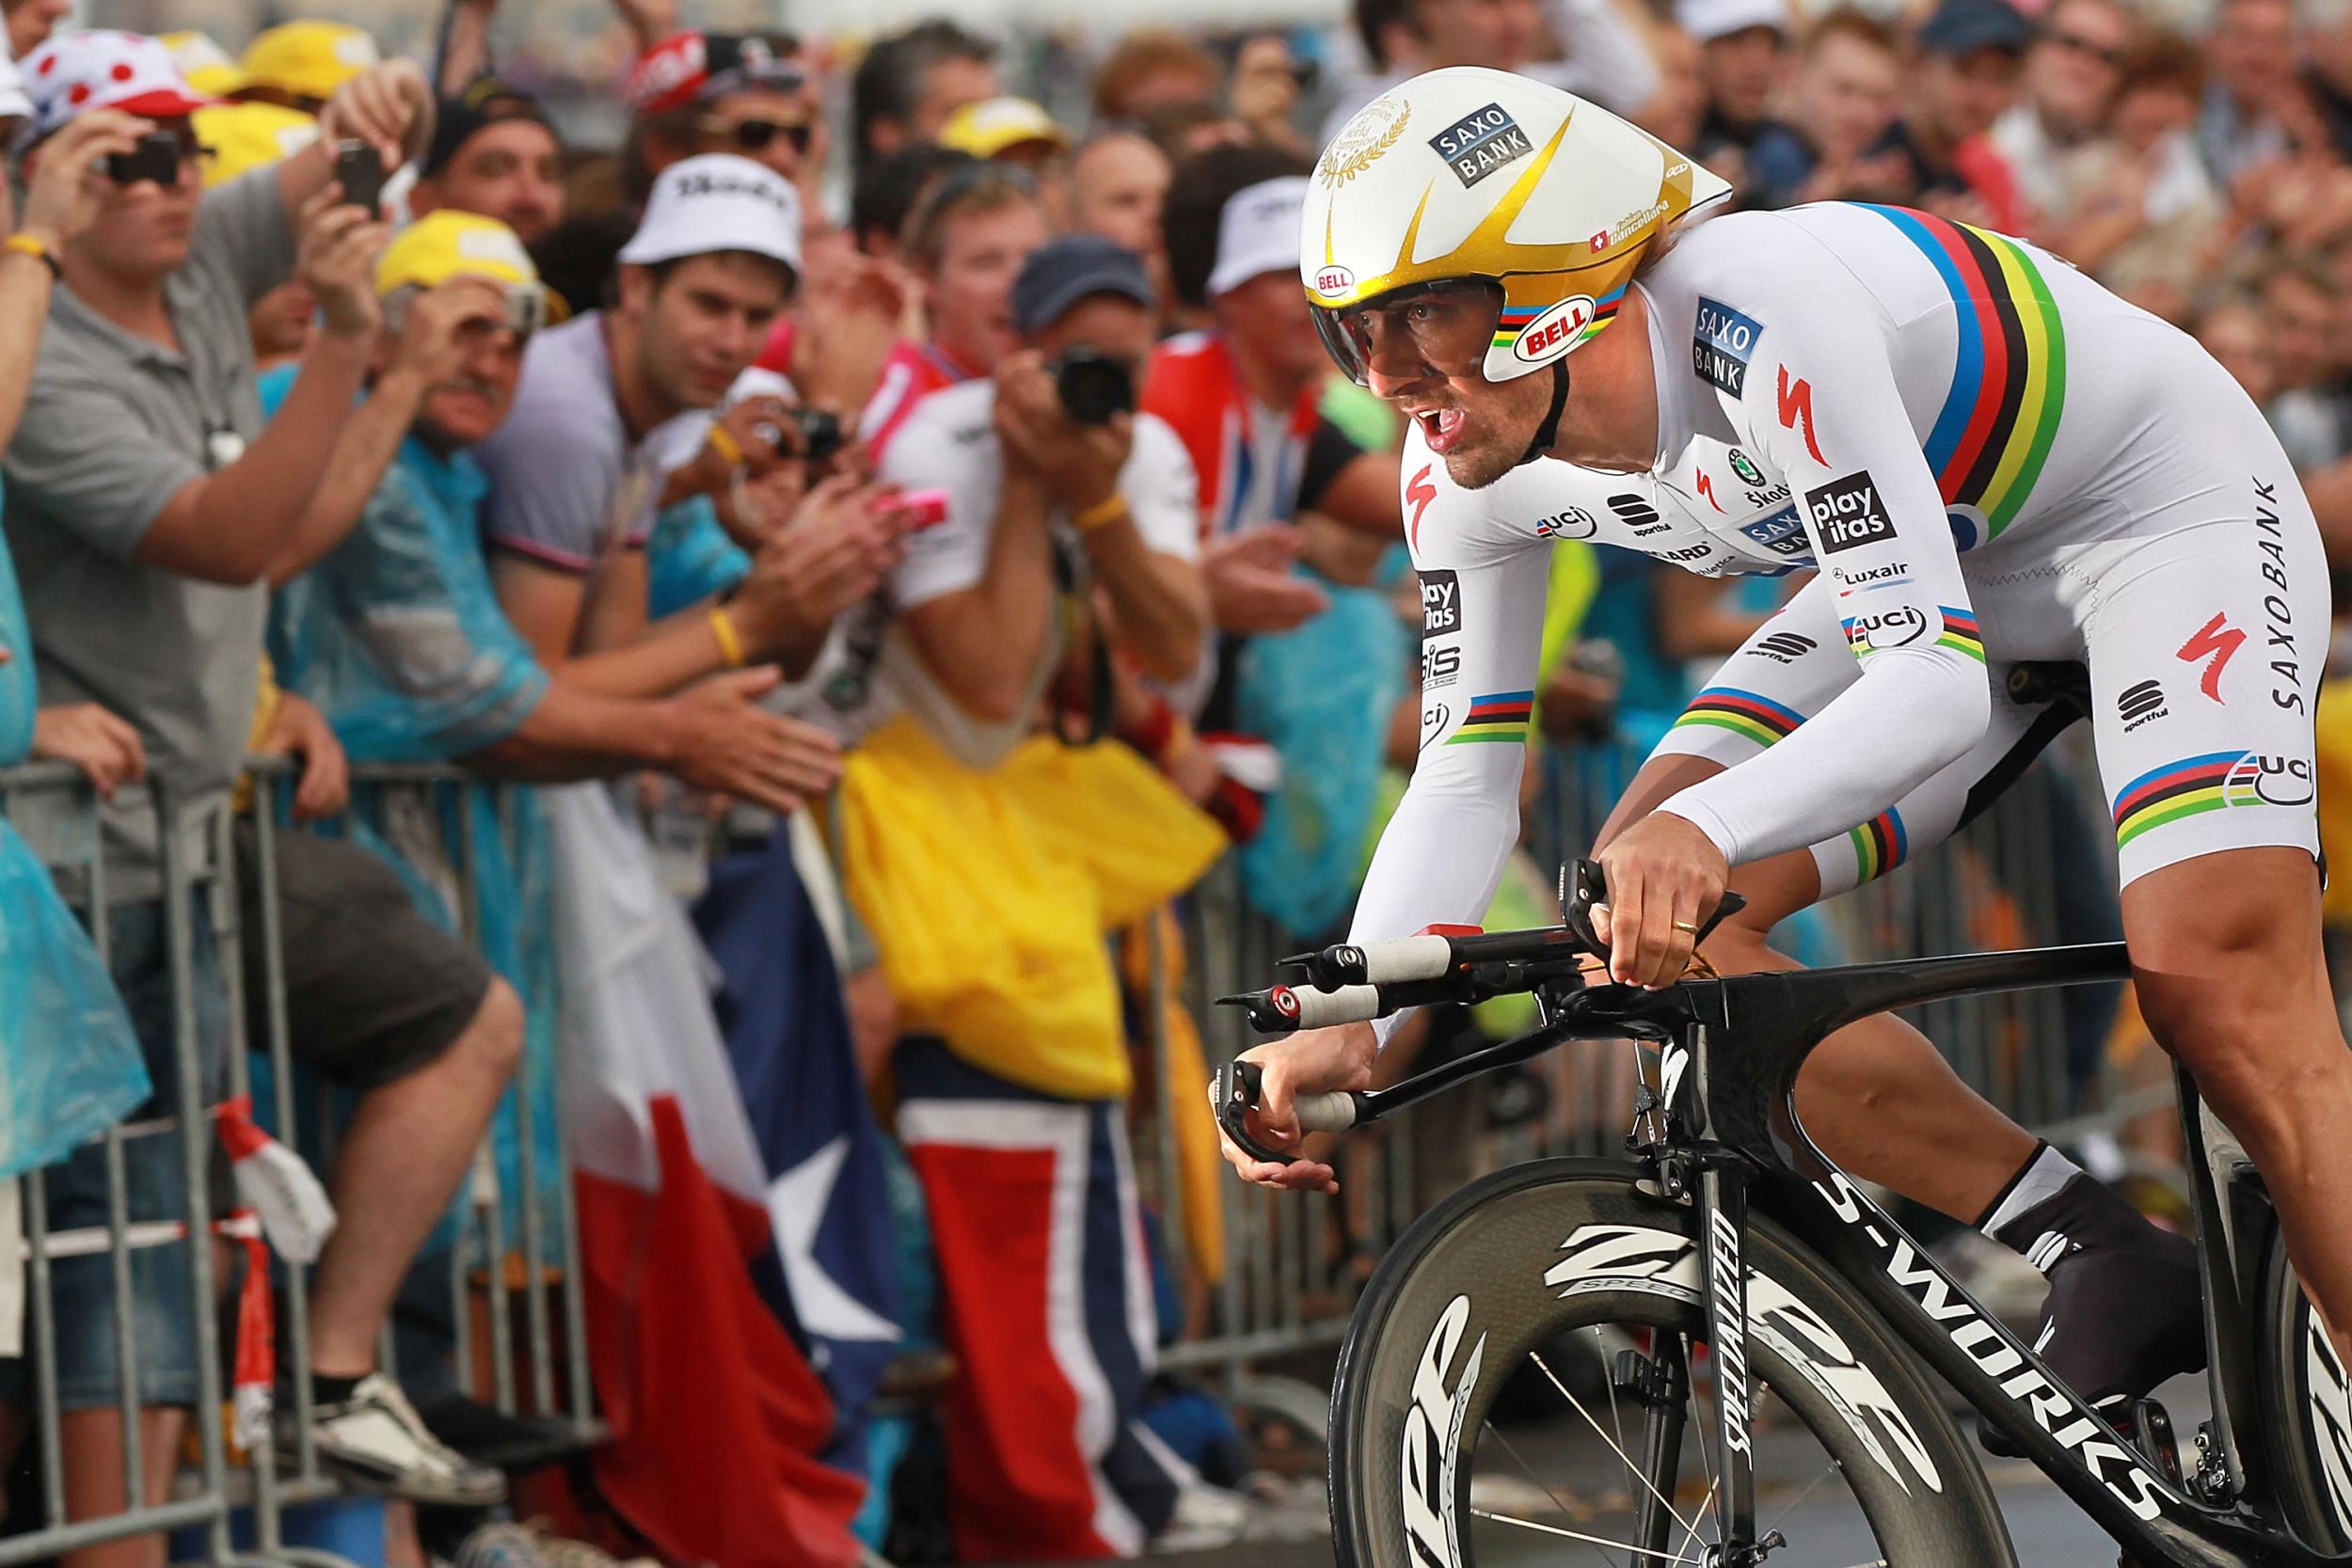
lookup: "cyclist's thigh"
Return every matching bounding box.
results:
[2084,483,2328,888]
[1636,575,2054,898]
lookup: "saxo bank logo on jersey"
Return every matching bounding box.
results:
[1693,297,1765,396]
[1806,471,1896,555]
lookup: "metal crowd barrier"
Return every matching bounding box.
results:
[0,756,596,1567]
[1140,728,2166,1400]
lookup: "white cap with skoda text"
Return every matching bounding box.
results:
[616,152,803,278]
[1207,175,1310,298]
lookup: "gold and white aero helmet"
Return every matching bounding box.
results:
[1303,66,1731,385]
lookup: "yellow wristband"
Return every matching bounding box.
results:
[4,232,58,280]
[1072,493,1127,532]
[708,607,746,668]
[706,423,745,467]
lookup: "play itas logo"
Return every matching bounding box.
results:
[1807,471,1896,555]
[1430,103,1534,187]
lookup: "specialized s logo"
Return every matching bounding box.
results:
[1420,569,1462,637]
[1406,464,1438,550]
[2175,612,2245,703]
[1427,102,1534,187]
[1695,472,1725,513]
[1777,366,1827,466]
[1693,298,1764,396]
[1805,472,1895,555]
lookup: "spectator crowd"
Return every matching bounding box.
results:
[5,0,2352,1563]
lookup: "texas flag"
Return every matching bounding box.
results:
[693,817,901,1471]
[544,785,863,1568]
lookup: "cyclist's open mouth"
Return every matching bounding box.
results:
[1416,407,1468,453]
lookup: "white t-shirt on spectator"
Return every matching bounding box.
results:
[789,378,1199,768]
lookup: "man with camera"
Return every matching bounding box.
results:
[873,231,1207,758]
[0,30,464,1549]
[853,235,1233,1558]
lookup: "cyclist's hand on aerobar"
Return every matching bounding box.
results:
[1593,812,1730,989]
[1216,1022,1375,1195]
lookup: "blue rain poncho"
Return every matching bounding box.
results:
[0,478,151,1179]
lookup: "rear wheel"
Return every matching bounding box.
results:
[1328,1159,2015,1568]
[2254,1220,2352,1554]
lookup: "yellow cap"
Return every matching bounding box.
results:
[238,22,380,102]
[194,101,318,188]
[375,209,540,298]
[160,31,247,97]
[938,96,1069,160]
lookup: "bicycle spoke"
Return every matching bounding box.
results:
[1761,1450,1844,1539]
[1470,1509,1704,1562]
[1530,1348,1699,1540]
[1479,1418,1611,1568]
[1597,1325,1628,1458]
[1666,1475,1719,1566]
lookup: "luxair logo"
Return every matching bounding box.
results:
[1429,103,1534,188]
[1312,264,1355,298]
[2225,752,2314,807]
[1512,296,1597,364]
[1806,472,1895,556]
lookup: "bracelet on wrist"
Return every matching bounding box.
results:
[3,232,59,280]
[706,423,745,468]
[1071,492,1128,532]
[707,606,747,668]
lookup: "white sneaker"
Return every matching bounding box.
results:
[291,1372,507,1506]
[1150,1482,1251,1553]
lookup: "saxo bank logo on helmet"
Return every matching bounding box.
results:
[1299,66,1732,384]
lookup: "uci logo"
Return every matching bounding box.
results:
[1851,607,1930,650]
[1513,296,1597,365]
[2226,752,2315,807]
[1313,265,1356,297]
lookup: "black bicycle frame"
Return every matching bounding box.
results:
[1661,942,2346,1568]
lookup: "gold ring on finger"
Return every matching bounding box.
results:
[1671,919,1701,934]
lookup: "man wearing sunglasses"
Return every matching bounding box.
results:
[623,30,821,204]
[1229,63,2352,1408]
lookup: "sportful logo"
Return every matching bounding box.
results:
[1694,298,1765,397]
[1608,494,1670,536]
[1401,1295,1485,1568]
[1754,631,1816,664]
[1427,102,1534,187]
[1812,1172,2169,1521]
[2117,680,2166,732]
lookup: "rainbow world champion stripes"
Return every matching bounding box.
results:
[1860,206,2067,548]
[1838,606,1987,663]
[1849,810,1909,882]
[1448,690,1534,745]
[1671,687,1804,748]
[1494,284,1626,352]
[2111,751,2251,849]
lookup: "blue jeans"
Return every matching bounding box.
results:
[0,896,226,1410]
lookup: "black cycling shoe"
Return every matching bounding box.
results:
[1979,1175,2206,1460]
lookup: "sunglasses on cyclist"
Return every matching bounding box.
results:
[1311,277,1505,388]
[707,117,813,157]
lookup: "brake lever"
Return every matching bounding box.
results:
[1560,857,1748,954]
[1210,1059,1366,1164]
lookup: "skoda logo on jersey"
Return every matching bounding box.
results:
[1729,449,1767,487]
[1512,295,1598,366]
[1807,471,1897,555]
[2226,752,2315,807]
[1851,606,1931,651]
[1694,297,1765,396]
[1312,264,1356,299]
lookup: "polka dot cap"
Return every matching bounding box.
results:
[21,31,215,142]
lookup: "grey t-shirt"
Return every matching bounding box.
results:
[472,311,695,574]
[2,168,295,871]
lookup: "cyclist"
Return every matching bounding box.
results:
[1221,65,2352,1393]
